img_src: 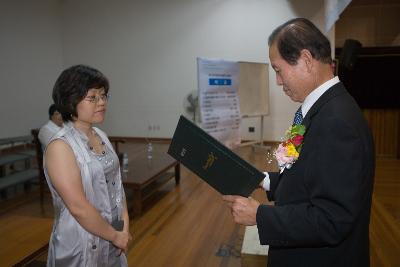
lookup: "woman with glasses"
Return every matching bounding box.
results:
[44,65,131,266]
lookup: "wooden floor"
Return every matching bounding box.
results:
[1,143,399,266]
[370,158,400,267]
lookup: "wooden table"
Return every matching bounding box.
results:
[120,143,180,216]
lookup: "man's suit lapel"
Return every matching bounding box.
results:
[278,82,346,178]
[302,82,347,131]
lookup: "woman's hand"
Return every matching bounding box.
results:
[112,230,132,253]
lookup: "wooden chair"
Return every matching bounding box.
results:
[109,137,126,155]
[31,129,46,205]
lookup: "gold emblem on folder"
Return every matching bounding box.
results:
[203,152,217,170]
[180,148,187,157]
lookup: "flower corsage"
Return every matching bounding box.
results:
[274,124,306,170]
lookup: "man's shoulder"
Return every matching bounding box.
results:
[39,121,52,134]
[325,87,362,117]
[39,121,64,145]
[311,91,369,140]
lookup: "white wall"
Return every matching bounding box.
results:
[1,0,333,141]
[61,0,332,141]
[0,0,63,138]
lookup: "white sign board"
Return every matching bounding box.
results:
[197,58,241,148]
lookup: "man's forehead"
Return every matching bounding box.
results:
[269,46,281,65]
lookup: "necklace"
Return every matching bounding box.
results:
[88,130,106,155]
[89,132,116,185]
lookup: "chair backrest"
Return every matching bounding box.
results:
[31,129,47,204]
[31,129,43,177]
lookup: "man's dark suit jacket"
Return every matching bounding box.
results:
[256,82,375,267]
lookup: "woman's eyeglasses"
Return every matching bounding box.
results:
[84,93,110,104]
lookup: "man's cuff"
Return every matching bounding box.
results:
[262,172,270,191]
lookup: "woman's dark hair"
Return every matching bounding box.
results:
[268,18,332,65]
[52,65,109,122]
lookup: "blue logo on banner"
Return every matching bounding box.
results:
[209,78,231,86]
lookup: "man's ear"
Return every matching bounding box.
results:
[300,49,313,73]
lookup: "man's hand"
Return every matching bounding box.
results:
[222,195,260,226]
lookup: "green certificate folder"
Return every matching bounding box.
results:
[168,116,265,197]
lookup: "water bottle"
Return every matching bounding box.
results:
[122,153,129,173]
[147,142,153,160]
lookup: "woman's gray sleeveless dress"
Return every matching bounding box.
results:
[44,122,128,267]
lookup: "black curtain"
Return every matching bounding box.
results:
[336,47,400,109]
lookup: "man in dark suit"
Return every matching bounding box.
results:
[223,18,374,267]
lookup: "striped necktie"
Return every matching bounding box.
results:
[293,106,303,125]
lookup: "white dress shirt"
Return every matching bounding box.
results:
[262,76,340,191]
[38,120,62,149]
